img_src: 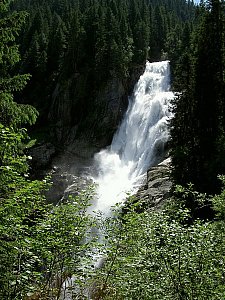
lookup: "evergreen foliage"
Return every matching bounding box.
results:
[10,0,196,137]
[0,2,37,128]
[1,0,225,298]
[170,0,225,194]
[0,3,93,299]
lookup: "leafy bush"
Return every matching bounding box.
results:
[93,188,225,300]
[0,179,95,299]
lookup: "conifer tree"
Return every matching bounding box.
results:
[171,0,225,194]
[0,1,38,127]
[11,0,197,144]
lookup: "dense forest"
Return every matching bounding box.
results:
[171,0,225,195]
[0,0,225,299]
[11,0,196,145]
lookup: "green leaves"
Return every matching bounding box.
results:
[0,1,38,129]
[170,0,225,194]
[0,3,94,298]
[93,188,225,299]
[0,183,95,299]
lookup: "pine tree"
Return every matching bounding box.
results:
[0,0,38,185]
[0,1,38,128]
[11,0,197,145]
[171,0,225,194]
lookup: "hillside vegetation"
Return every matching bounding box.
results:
[0,0,225,299]
[12,0,196,144]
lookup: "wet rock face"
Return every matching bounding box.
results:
[136,158,172,210]
[43,144,96,203]
[29,143,56,169]
[90,77,127,146]
[47,67,144,148]
[45,171,93,204]
[29,139,97,204]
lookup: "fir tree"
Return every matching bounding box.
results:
[171,0,225,194]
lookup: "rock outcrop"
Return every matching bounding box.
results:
[48,67,144,148]
[135,157,172,210]
[29,142,56,169]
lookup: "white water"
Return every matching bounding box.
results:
[61,61,174,299]
[91,60,174,215]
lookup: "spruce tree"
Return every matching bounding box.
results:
[171,0,225,194]
[0,1,37,128]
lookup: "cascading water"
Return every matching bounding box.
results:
[91,60,174,215]
[61,61,175,299]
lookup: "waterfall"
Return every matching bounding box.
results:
[91,60,174,215]
[61,61,175,299]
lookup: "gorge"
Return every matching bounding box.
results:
[42,61,174,210]
[61,60,175,299]
[1,1,224,299]
[90,60,174,215]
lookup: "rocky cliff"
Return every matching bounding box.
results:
[47,67,144,148]
[134,157,172,211]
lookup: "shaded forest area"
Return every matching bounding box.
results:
[1,0,225,299]
[11,0,197,145]
[170,0,225,194]
[11,0,224,196]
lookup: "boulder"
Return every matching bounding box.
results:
[135,157,172,210]
[29,143,56,169]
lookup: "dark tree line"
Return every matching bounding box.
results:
[10,0,196,140]
[1,1,225,297]
[9,0,225,196]
[170,0,225,194]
